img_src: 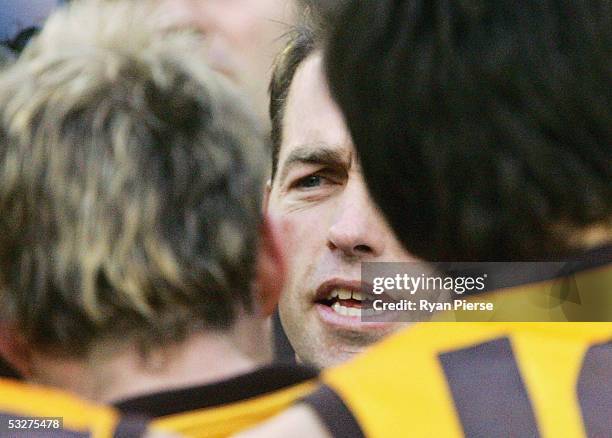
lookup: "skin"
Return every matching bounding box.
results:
[266,52,414,368]
[165,0,296,124]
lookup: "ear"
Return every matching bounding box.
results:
[0,325,33,378]
[262,179,272,214]
[254,214,285,317]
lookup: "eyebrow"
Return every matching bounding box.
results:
[277,143,351,185]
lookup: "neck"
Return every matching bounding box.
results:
[30,331,260,404]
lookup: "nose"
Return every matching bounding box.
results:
[327,177,387,259]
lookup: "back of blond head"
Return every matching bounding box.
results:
[0,0,266,357]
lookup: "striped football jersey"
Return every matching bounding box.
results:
[304,256,611,437]
[0,378,149,437]
[117,364,317,438]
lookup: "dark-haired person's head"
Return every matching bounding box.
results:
[234,4,612,436]
[0,0,283,403]
[325,0,612,261]
[267,19,414,369]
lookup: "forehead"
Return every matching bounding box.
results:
[279,52,353,163]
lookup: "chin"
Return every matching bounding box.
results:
[305,346,368,370]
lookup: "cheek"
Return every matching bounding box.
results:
[277,210,320,265]
[278,215,313,268]
[271,205,330,292]
[276,213,313,316]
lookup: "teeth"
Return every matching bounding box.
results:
[352,291,364,301]
[331,302,361,317]
[326,289,365,301]
[338,289,352,300]
[331,302,345,315]
[347,307,361,317]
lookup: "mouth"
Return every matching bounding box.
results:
[315,287,374,317]
[312,280,395,331]
[314,279,365,315]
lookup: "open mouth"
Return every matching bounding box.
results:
[316,288,366,317]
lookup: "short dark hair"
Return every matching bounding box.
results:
[268,2,345,180]
[0,0,266,357]
[269,24,317,181]
[326,0,612,261]
[295,0,345,31]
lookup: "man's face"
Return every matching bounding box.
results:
[165,0,295,124]
[266,53,414,368]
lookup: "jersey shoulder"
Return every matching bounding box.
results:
[117,364,318,438]
[310,320,611,437]
[0,378,148,437]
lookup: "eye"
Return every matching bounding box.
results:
[295,174,324,189]
[285,167,346,194]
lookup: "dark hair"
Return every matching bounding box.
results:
[295,0,345,31]
[0,1,266,358]
[268,2,346,180]
[326,0,612,261]
[269,24,317,180]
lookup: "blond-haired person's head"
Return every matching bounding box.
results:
[0,0,282,402]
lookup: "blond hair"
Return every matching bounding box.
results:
[0,0,266,357]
